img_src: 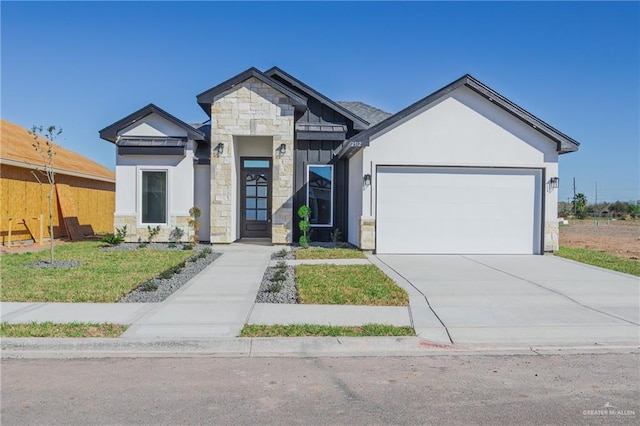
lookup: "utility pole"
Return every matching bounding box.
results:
[573,177,577,216]
[595,182,598,213]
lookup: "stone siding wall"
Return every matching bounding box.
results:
[544,220,559,252]
[114,214,190,243]
[210,77,295,244]
[359,216,376,251]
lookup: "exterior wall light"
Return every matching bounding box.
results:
[363,174,372,187]
[214,142,224,157]
[276,143,287,157]
[549,177,559,190]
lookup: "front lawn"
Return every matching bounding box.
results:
[1,241,196,302]
[295,248,366,260]
[239,323,415,337]
[295,264,409,306]
[0,322,128,338]
[556,246,640,276]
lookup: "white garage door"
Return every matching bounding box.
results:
[376,167,542,254]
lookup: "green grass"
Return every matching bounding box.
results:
[295,247,366,260]
[556,246,640,276]
[0,322,128,338]
[295,264,409,306]
[239,323,415,337]
[0,241,195,302]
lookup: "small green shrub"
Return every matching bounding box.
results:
[274,248,288,258]
[272,269,286,282]
[139,281,158,292]
[116,225,127,241]
[101,233,122,246]
[101,225,127,246]
[138,242,147,249]
[268,281,283,293]
[182,244,194,251]
[330,228,342,244]
[147,225,161,243]
[169,227,184,244]
[168,242,177,249]
[298,205,311,248]
[276,260,287,270]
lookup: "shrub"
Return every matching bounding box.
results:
[330,228,342,244]
[101,225,127,246]
[147,225,161,243]
[169,227,184,244]
[168,242,177,249]
[274,248,288,258]
[298,205,311,248]
[182,244,194,251]
[101,233,122,246]
[188,206,202,245]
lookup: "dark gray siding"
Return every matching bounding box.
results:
[294,139,348,243]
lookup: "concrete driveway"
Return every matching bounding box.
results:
[375,254,640,346]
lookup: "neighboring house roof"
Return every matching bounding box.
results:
[264,67,371,131]
[99,103,205,143]
[336,101,392,126]
[196,67,308,115]
[335,74,581,159]
[1,119,115,182]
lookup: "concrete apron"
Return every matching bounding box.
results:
[122,243,277,339]
[375,254,640,346]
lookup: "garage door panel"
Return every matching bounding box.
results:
[376,167,542,254]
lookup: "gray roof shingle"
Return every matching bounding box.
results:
[337,101,392,126]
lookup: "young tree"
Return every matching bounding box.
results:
[572,193,588,219]
[29,125,62,264]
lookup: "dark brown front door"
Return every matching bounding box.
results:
[241,158,272,238]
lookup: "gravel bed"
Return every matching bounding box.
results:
[118,250,221,303]
[29,260,82,268]
[255,264,298,304]
[270,243,356,260]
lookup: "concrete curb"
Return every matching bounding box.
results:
[2,337,638,359]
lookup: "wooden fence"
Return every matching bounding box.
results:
[1,164,115,245]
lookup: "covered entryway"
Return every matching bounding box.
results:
[376,166,543,254]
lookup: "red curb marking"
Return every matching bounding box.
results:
[419,340,453,349]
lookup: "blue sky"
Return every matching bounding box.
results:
[2,1,638,203]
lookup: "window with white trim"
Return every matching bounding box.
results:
[141,170,167,224]
[307,165,333,226]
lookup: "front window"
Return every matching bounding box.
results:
[307,165,333,226]
[141,171,167,224]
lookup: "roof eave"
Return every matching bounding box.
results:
[336,74,580,160]
[264,66,371,130]
[196,67,307,115]
[99,104,205,144]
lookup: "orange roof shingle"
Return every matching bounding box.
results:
[0,119,114,181]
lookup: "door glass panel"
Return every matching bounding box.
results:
[246,186,256,197]
[244,159,270,169]
[257,199,267,209]
[257,210,267,221]
[257,186,267,197]
[246,210,256,220]
[246,199,256,209]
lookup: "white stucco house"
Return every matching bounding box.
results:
[99,67,578,254]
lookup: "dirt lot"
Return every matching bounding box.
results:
[560,219,640,260]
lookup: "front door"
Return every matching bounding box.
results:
[241,158,272,238]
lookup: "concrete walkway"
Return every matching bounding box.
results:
[122,243,275,338]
